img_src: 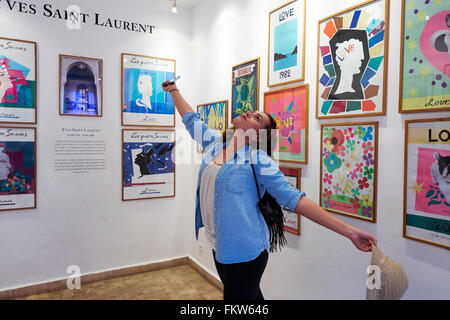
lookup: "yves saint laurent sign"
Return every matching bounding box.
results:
[0,1,156,34]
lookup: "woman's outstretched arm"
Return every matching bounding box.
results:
[161,81,194,117]
[295,197,377,252]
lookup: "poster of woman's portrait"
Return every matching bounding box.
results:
[316,0,389,119]
[0,37,37,124]
[122,53,176,127]
[59,55,103,117]
[0,126,36,212]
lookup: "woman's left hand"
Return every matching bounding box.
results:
[349,228,377,252]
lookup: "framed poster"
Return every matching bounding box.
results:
[0,37,37,124]
[231,58,260,121]
[122,53,176,127]
[0,126,36,212]
[399,0,450,113]
[316,0,389,119]
[403,118,450,249]
[280,166,301,235]
[197,100,228,153]
[264,84,309,164]
[320,122,378,222]
[59,55,103,117]
[268,0,306,87]
[122,129,175,201]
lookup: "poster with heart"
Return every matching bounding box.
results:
[264,84,309,164]
[399,0,450,113]
[320,122,378,222]
[316,0,389,119]
[404,118,450,249]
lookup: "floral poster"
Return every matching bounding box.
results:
[399,0,450,113]
[231,58,259,121]
[320,122,378,222]
[264,84,309,164]
[0,37,37,124]
[404,118,450,249]
[316,0,388,118]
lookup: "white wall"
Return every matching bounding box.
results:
[0,0,197,290]
[1,0,449,300]
[188,0,450,300]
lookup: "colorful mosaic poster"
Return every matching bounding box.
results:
[122,129,175,201]
[268,0,306,87]
[399,0,450,113]
[316,0,389,119]
[404,118,450,249]
[0,37,36,124]
[197,100,228,153]
[320,122,378,222]
[0,127,36,211]
[264,84,309,164]
[122,53,175,127]
[280,166,301,235]
[231,58,259,121]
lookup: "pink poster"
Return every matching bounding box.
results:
[264,84,308,163]
[415,147,450,217]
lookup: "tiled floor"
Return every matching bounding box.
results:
[20,265,223,300]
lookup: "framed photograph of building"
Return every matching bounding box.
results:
[403,118,450,249]
[0,126,36,212]
[59,55,103,117]
[0,37,37,124]
[268,0,306,87]
[231,58,260,122]
[280,166,301,235]
[316,0,389,119]
[264,84,309,164]
[122,129,175,201]
[320,122,378,222]
[197,100,228,153]
[399,0,450,113]
[122,53,176,127]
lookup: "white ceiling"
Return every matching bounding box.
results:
[157,0,203,8]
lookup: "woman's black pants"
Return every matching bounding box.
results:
[213,249,268,300]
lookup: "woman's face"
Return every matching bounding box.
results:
[232,111,272,133]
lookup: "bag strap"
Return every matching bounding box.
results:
[250,164,262,200]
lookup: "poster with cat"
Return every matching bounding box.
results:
[404,118,450,249]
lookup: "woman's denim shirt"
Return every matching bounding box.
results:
[182,112,305,264]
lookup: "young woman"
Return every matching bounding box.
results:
[162,81,377,300]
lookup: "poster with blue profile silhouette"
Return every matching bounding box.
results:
[122,53,175,127]
[268,0,306,87]
[122,129,175,201]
